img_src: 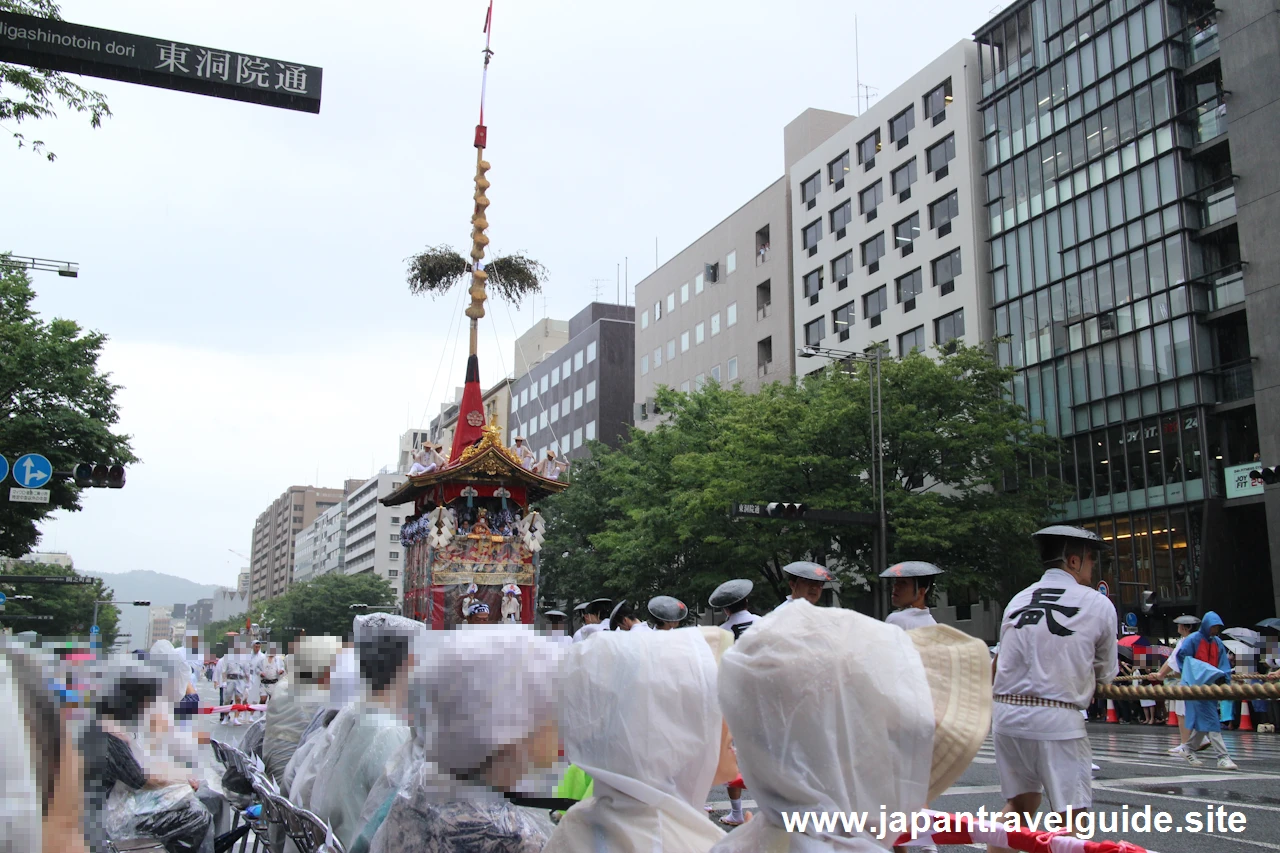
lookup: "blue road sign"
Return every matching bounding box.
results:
[0,592,6,605]
[90,624,100,634]
[1097,581,1109,597]
[13,453,52,488]
[1125,611,1139,628]
[0,455,7,483]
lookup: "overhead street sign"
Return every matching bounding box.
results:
[3,614,54,621]
[12,453,52,488]
[9,488,51,503]
[730,502,879,526]
[0,574,94,585]
[0,11,323,113]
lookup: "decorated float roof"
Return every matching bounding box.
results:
[381,420,569,508]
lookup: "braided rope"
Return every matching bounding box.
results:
[1094,680,1280,700]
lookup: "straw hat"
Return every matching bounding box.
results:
[907,623,993,800]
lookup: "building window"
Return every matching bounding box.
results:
[550,401,560,423]
[680,380,690,393]
[653,346,663,368]
[573,427,583,449]
[858,181,883,218]
[574,388,584,410]
[711,312,721,336]
[551,366,560,386]
[728,356,739,381]
[681,331,690,352]
[293,515,302,524]
[861,232,885,268]
[890,105,915,144]
[575,350,584,370]
[389,551,400,560]
[864,285,888,326]
[857,129,880,165]
[654,301,662,321]
[758,337,773,373]
[667,293,675,312]
[391,533,400,543]
[804,316,826,347]
[695,373,707,391]
[923,77,952,119]
[711,364,721,383]
[388,569,398,577]
[830,200,852,234]
[563,358,571,378]
[667,339,676,359]
[802,219,822,253]
[641,354,649,375]
[681,282,690,304]
[587,340,597,363]
[894,213,920,254]
[931,248,961,295]
[586,420,596,440]
[520,388,528,407]
[586,380,596,402]
[935,308,965,348]
[726,251,736,275]
[696,273,705,294]
[540,375,548,393]
[891,158,917,197]
[695,321,705,345]
[832,251,854,289]
[727,302,738,326]
[828,150,851,187]
[926,134,955,175]
[539,411,548,429]
[833,301,855,341]
[896,268,924,311]
[803,268,824,302]
[801,171,821,207]
[641,310,649,329]
[928,191,959,232]
[899,325,926,356]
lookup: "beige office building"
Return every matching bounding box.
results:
[249,482,360,603]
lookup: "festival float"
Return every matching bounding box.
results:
[380,3,567,628]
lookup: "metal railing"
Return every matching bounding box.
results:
[1209,268,1245,311]
[1189,22,1219,63]
[1216,360,1255,403]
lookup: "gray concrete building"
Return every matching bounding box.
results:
[509,303,635,462]
[344,473,414,598]
[633,178,792,422]
[788,41,990,373]
[249,482,358,603]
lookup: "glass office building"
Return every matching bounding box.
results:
[974,0,1273,623]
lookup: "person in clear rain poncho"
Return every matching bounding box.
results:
[368,624,565,853]
[545,625,739,853]
[708,600,991,853]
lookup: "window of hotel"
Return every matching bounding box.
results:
[896,268,924,308]
[641,310,650,330]
[681,282,689,304]
[563,358,572,378]
[540,375,548,393]
[832,251,854,289]
[696,272,705,293]
[935,308,965,347]
[727,302,738,326]
[586,380,596,402]
[711,364,721,383]
[654,300,662,321]
[550,401,559,422]
[539,411,548,430]
[667,293,675,312]
[861,232,886,268]
[641,354,649,375]
[585,420,596,440]
[727,357,739,381]
[681,331,690,352]
[520,388,528,407]
[801,171,821,207]
[803,268,823,302]
[574,388,584,410]
[889,105,915,144]
[932,248,962,295]
[695,321,705,345]
[551,366,560,386]
[711,312,721,336]
[859,181,883,219]
[833,301,855,341]
[667,339,675,360]
[804,316,826,347]
[802,219,822,253]
[587,341,597,362]
[831,200,852,234]
[928,191,959,232]
[573,427,583,449]
[574,350,584,370]
[926,134,956,175]
[864,285,888,326]
[726,251,736,274]
[695,373,706,391]
[891,158,918,197]
[857,129,880,165]
[894,213,920,254]
[899,325,926,356]
[923,77,952,119]
[828,150,851,187]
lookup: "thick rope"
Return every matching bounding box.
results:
[1094,680,1280,700]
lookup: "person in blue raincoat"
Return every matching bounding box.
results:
[1175,612,1239,770]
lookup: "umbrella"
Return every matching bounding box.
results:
[1117,645,1135,661]
[1256,618,1280,631]
[1223,627,1262,644]
[1224,639,1257,658]
[1118,634,1154,648]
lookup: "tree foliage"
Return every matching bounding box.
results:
[0,260,137,557]
[539,342,1069,615]
[405,245,547,306]
[202,572,397,649]
[0,560,119,645]
[0,0,112,161]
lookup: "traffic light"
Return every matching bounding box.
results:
[73,462,126,489]
[766,502,808,519]
[1140,590,1156,615]
[1250,466,1279,485]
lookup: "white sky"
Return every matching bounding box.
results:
[8,0,997,586]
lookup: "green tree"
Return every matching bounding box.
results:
[540,342,1068,613]
[0,560,118,644]
[0,260,137,557]
[0,0,112,161]
[203,573,398,650]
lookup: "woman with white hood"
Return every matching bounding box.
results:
[545,625,738,853]
[368,624,565,853]
[303,613,424,850]
[709,600,991,852]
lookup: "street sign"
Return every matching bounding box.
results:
[0,454,7,483]
[9,488,51,503]
[0,574,94,585]
[0,593,6,605]
[0,11,323,113]
[3,614,53,621]
[1125,611,1139,628]
[730,502,879,526]
[12,453,52,488]
[1097,581,1109,597]
[90,624,100,634]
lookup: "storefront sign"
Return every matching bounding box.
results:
[1224,463,1265,500]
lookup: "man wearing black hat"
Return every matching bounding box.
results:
[881,561,944,630]
[609,600,653,632]
[647,596,688,630]
[710,579,758,640]
[989,525,1117,852]
[774,561,831,609]
[572,598,612,643]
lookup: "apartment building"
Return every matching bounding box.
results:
[293,498,347,584]
[248,481,359,603]
[343,473,414,598]
[789,41,989,374]
[973,0,1279,623]
[633,178,793,423]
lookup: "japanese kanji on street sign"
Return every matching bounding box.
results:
[0,11,322,113]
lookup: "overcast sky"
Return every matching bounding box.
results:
[8,0,997,587]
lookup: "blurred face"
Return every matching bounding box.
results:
[1066,550,1096,584]
[891,579,923,609]
[789,577,824,605]
[1210,624,1222,637]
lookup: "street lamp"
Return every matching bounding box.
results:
[797,344,889,611]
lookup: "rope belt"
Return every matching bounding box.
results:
[994,693,1081,710]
